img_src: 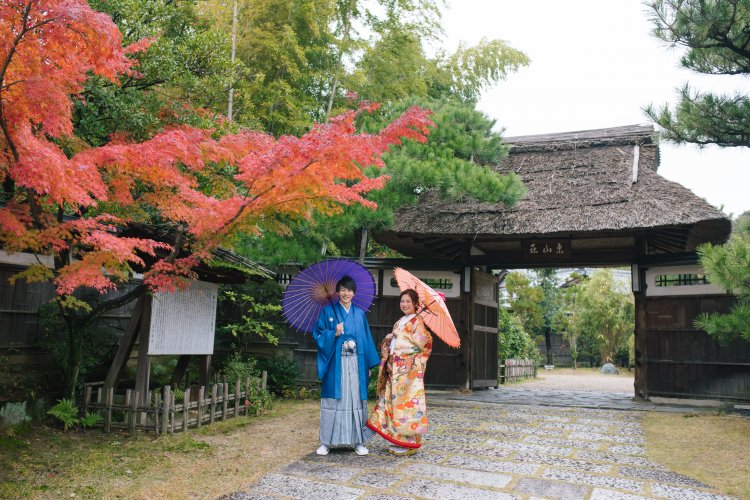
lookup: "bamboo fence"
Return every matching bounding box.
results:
[500,359,536,384]
[83,371,267,436]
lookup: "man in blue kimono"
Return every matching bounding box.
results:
[313,275,380,456]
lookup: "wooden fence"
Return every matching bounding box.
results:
[500,359,536,384]
[83,372,267,436]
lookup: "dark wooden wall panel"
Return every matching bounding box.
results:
[0,266,55,348]
[471,270,498,388]
[644,295,750,401]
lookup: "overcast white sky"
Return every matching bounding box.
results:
[440,0,750,218]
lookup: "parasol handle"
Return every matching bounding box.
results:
[416,299,439,317]
[328,297,342,324]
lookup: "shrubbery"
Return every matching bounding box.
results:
[498,309,541,364]
[257,355,300,395]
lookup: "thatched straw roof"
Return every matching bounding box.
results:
[376,125,730,263]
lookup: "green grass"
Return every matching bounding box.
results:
[0,399,317,499]
[643,411,750,498]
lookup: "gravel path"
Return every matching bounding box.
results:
[223,399,732,499]
[507,369,634,393]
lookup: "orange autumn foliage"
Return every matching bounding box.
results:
[0,0,433,296]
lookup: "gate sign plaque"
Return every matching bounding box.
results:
[148,280,219,355]
[522,239,571,260]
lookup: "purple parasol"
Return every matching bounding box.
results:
[282,258,376,333]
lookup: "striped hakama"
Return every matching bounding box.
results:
[319,344,370,446]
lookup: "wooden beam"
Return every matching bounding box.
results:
[170,355,192,388]
[134,296,153,405]
[198,355,211,387]
[633,268,648,400]
[104,297,144,392]
[469,249,636,267]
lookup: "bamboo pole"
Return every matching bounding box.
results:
[125,389,132,429]
[222,383,229,419]
[154,391,161,436]
[183,388,190,432]
[104,387,114,433]
[130,391,138,436]
[84,385,91,415]
[234,379,240,417]
[197,386,205,427]
[210,384,217,424]
[162,386,171,436]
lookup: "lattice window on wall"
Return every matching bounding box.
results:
[655,273,710,287]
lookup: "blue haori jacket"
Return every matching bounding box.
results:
[313,302,380,400]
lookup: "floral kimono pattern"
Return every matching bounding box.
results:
[366,316,432,449]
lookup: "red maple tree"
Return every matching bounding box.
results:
[0,0,433,397]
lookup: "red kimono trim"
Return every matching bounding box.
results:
[366,421,421,449]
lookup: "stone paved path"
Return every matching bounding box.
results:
[223,399,732,500]
[431,388,718,413]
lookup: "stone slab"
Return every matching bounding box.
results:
[650,483,735,500]
[445,455,539,475]
[618,465,710,488]
[542,468,646,493]
[398,478,517,500]
[282,460,360,482]
[405,463,512,488]
[513,477,590,500]
[352,471,403,489]
[253,473,365,499]
[590,488,652,500]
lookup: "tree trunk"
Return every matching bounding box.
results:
[62,325,84,400]
[544,329,552,365]
[357,227,368,264]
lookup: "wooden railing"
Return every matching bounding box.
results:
[499,359,536,384]
[83,372,267,436]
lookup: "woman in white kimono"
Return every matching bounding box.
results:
[365,288,432,455]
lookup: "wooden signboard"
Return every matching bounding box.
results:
[148,280,219,355]
[382,269,461,298]
[521,239,571,260]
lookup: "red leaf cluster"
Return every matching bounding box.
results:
[0,1,434,295]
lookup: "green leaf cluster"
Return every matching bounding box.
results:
[573,269,634,364]
[498,309,541,364]
[239,99,527,261]
[695,214,750,344]
[75,0,240,146]
[504,271,544,335]
[47,399,102,432]
[217,282,284,349]
[645,0,750,147]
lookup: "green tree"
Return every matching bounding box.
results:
[498,308,541,364]
[504,271,544,336]
[351,28,529,105]
[74,0,240,146]
[645,0,750,147]
[535,269,560,365]
[695,215,750,344]
[196,0,529,262]
[553,272,588,369]
[200,0,340,135]
[238,99,527,262]
[576,269,634,364]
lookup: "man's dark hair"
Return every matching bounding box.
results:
[336,275,357,293]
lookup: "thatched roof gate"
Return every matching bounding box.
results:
[372,125,748,402]
[377,124,730,267]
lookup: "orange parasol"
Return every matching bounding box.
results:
[393,268,461,348]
